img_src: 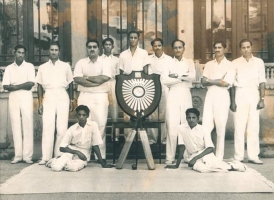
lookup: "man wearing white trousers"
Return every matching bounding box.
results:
[147,38,172,145]
[100,38,120,142]
[3,45,35,164]
[165,39,196,164]
[45,105,113,172]
[201,41,235,160]
[36,42,74,165]
[74,39,111,162]
[230,39,266,165]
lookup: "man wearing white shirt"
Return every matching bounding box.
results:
[165,108,246,173]
[119,30,150,75]
[3,45,35,164]
[100,38,120,142]
[74,39,111,162]
[201,41,235,160]
[45,105,113,172]
[119,30,150,136]
[36,42,74,165]
[165,39,196,164]
[147,38,172,144]
[230,39,266,164]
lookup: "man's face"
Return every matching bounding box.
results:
[103,41,114,54]
[77,110,88,127]
[172,41,185,58]
[87,42,99,57]
[152,41,163,57]
[240,41,252,58]
[214,43,225,57]
[186,112,198,128]
[49,45,60,60]
[128,33,139,47]
[15,48,25,63]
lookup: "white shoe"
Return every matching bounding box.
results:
[165,160,175,164]
[228,160,246,172]
[11,159,22,164]
[24,160,33,164]
[39,160,47,165]
[248,159,263,165]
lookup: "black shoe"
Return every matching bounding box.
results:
[96,159,106,165]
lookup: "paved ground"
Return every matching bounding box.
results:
[1,140,274,200]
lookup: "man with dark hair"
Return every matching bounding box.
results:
[165,108,246,173]
[147,38,172,144]
[74,39,111,162]
[119,30,150,137]
[119,30,150,75]
[100,37,120,142]
[165,39,196,164]
[201,41,235,160]
[36,42,74,165]
[230,39,265,165]
[46,105,113,172]
[3,45,35,164]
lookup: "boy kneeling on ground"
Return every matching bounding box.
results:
[165,108,246,173]
[46,105,113,172]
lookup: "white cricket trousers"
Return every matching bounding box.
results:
[41,88,69,161]
[202,87,230,160]
[234,88,260,161]
[9,90,33,161]
[166,87,192,162]
[147,85,168,144]
[50,153,87,172]
[108,80,119,139]
[78,92,109,159]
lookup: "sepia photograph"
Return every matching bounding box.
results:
[0,0,274,199]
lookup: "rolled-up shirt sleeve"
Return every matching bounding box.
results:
[73,60,84,78]
[60,129,73,148]
[91,122,103,146]
[258,59,266,84]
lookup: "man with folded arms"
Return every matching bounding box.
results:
[3,45,35,164]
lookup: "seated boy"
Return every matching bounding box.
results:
[165,108,246,173]
[46,105,113,172]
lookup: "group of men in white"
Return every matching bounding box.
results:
[3,30,265,173]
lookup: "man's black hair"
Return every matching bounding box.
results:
[50,42,61,50]
[213,41,227,49]
[171,39,185,48]
[76,105,90,116]
[102,38,114,46]
[127,30,140,38]
[14,44,27,52]
[239,39,253,48]
[86,39,100,48]
[151,38,163,46]
[185,108,200,118]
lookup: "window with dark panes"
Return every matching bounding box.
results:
[0,0,71,66]
[194,0,274,63]
[89,0,177,56]
[0,0,23,64]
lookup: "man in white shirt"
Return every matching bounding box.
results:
[201,41,235,160]
[147,38,172,144]
[100,38,120,142]
[165,108,246,173]
[119,30,150,136]
[3,45,35,164]
[230,39,266,165]
[45,105,113,172]
[36,42,74,165]
[74,39,111,162]
[119,30,150,75]
[165,39,196,164]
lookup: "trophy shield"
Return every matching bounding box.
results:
[115,71,162,119]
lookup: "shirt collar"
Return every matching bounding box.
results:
[173,56,185,62]
[76,120,92,129]
[151,53,166,59]
[86,56,99,64]
[101,54,113,59]
[48,59,60,65]
[13,60,26,67]
[126,46,141,53]
[213,57,227,63]
[241,55,254,62]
